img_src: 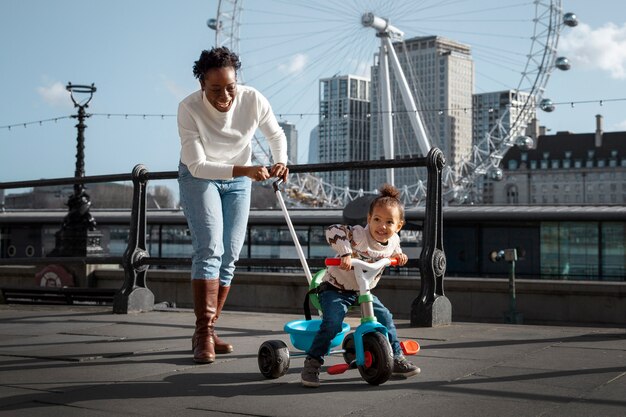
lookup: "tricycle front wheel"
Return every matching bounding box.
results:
[258,340,290,379]
[358,332,393,385]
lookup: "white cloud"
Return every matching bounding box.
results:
[160,76,190,101]
[36,81,72,107]
[278,53,308,75]
[615,118,626,130]
[560,22,626,79]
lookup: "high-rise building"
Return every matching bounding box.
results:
[278,121,298,165]
[472,90,537,153]
[308,125,319,164]
[318,74,371,190]
[370,35,474,189]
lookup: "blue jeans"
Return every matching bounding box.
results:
[307,288,402,363]
[178,163,251,286]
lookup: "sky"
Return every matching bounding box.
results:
[1,0,625,198]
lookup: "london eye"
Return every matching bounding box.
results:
[209,0,577,206]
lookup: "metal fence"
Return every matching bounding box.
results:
[0,149,448,326]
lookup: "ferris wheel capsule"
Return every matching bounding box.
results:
[540,98,556,112]
[515,136,534,150]
[563,12,578,27]
[556,57,571,71]
[207,18,221,30]
[489,167,504,181]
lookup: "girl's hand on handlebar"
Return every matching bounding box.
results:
[340,255,352,271]
[392,253,408,266]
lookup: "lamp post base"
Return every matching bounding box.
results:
[50,227,104,258]
[410,295,452,327]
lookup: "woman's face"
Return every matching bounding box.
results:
[200,66,237,112]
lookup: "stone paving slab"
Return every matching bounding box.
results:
[0,304,624,417]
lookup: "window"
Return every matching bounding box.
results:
[506,185,519,204]
[541,222,599,280]
[602,222,625,279]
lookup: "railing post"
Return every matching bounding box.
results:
[411,147,451,326]
[113,164,154,313]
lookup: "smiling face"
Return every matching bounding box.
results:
[200,66,237,112]
[367,203,404,244]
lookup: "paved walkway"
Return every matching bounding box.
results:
[0,304,625,417]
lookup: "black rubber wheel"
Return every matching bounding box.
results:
[257,340,290,379]
[342,332,355,364]
[357,332,393,386]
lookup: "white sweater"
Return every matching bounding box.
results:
[177,85,288,180]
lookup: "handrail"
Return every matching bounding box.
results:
[1,152,448,326]
[0,155,426,191]
[115,150,448,326]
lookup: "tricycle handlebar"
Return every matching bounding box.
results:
[325,257,398,267]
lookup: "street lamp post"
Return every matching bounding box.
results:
[50,83,103,258]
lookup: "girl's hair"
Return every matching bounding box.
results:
[369,183,405,220]
[193,46,241,80]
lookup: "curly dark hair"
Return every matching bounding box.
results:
[369,183,405,220]
[192,46,241,80]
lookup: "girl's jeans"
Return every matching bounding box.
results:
[307,288,402,362]
[178,163,251,286]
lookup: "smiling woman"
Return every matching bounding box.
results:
[176,46,289,364]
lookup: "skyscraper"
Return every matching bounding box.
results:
[308,125,319,164]
[279,121,298,164]
[318,74,371,190]
[370,35,474,189]
[472,90,537,153]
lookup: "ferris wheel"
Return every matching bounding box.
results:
[209,0,577,207]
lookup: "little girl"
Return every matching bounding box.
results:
[301,184,420,388]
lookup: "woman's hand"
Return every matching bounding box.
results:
[270,163,289,182]
[239,165,270,181]
[392,253,408,266]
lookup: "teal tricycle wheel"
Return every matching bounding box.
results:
[358,332,393,386]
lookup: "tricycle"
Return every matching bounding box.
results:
[257,180,418,386]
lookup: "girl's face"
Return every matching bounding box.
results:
[367,204,404,243]
[200,66,237,112]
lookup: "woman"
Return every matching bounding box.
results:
[178,46,288,363]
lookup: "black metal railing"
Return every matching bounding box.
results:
[0,149,448,326]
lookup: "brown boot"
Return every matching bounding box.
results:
[213,285,234,354]
[192,279,219,363]
[192,285,234,354]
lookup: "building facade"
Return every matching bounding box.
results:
[308,125,319,164]
[318,74,371,190]
[489,119,626,205]
[278,121,298,165]
[472,90,538,152]
[370,35,474,189]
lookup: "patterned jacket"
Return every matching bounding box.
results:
[322,224,403,291]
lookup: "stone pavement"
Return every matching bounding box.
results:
[0,304,625,417]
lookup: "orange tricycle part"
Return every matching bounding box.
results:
[400,340,420,355]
